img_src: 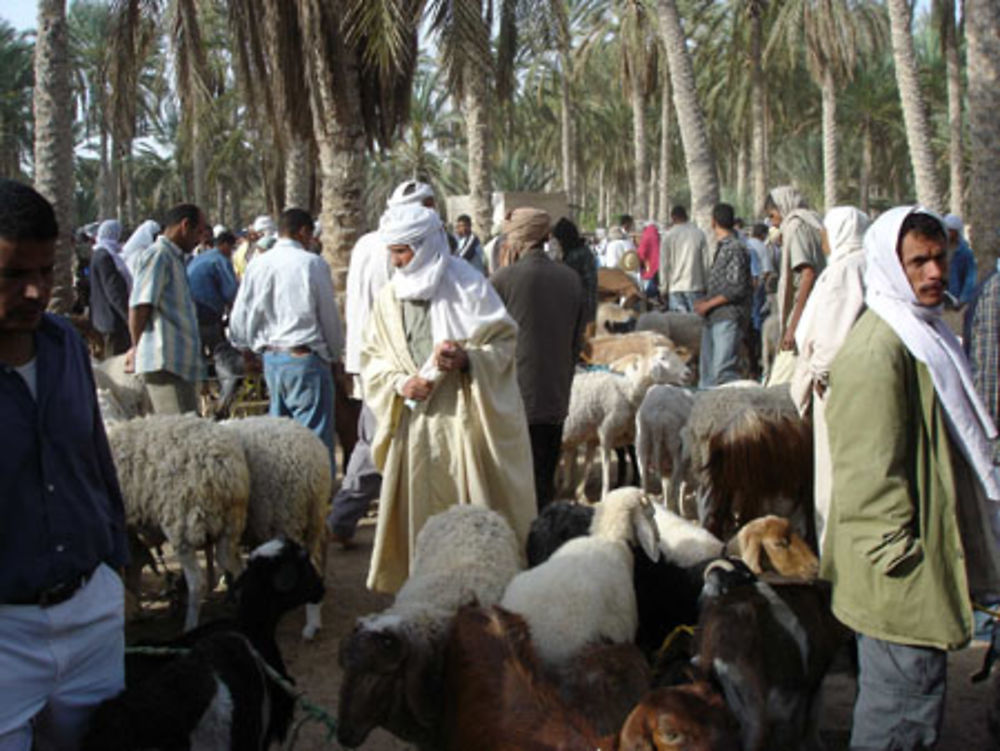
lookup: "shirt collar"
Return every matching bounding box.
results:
[159,235,186,260]
[274,237,305,252]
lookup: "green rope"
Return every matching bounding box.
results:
[125,643,340,746]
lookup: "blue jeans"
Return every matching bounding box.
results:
[263,352,336,474]
[699,317,742,388]
[668,291,703,313]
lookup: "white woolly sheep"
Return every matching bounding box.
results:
[635,384,696,513]
[93,354,152,419]
[337,504,522,749]
[561,347,690,499]
[106,414,250,631]
[636,310,704,355]
[653,503,725,568]
[501,487,659,666]
[220,415,332,640]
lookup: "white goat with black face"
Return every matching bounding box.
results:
[336,505,522,750]
[501,487,660,666]
[562,347,690,499]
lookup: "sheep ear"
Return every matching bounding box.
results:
[403,629,440,731]
[634,503,660,562]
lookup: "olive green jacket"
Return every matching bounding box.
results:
[822,310,1000,650]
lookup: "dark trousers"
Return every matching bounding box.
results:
[529,422,564,511]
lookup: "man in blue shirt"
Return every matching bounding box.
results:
[944,214,978,306]
[0,179,128,749]
[186,229,238,352]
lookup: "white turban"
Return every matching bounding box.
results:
[95,219,122,254]
[213,224,228,238]
[386,180,435,208]
[865,205,1000,501]
[121,219,160,277]
[824,206,870,263]
[252,215,276,235]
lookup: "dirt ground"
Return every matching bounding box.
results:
[128,515,997,751]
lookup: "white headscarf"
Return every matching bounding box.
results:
[386,180,435,208]
[380,204,511,343]
[121,219,160,276]
[825,206,869,263]
[865,205,1000,500]
[95,219,132,290]
[770,185,824,232]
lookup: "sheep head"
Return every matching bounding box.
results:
[618,683,742,751]
[736,515,819,581]
[648,346,691,387]
[337,616,443,749]
[591,488,659,562]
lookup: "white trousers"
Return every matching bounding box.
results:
[0,564,125,751]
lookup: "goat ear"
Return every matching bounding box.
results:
[738,528,766,574]
[634,503,660,562]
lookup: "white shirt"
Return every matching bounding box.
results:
[603,237,634,269]
[14,357,37,400]
[660,222,710,293]
[229,238,344,363]
[344,231,391,374]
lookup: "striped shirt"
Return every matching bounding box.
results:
[129,235,204,382]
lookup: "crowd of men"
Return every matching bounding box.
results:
[1,170,1000,749]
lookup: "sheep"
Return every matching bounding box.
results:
[587,331,677,366]
[635,384,696,513]
[501,487,659,666]
[652,504,725,568]
[696,559,849,751]
[682,383,814,542]
[220,415,332,640]
[526,500,595,568]
[562,347,690,499]
[617,682,742,751]
[442,605,646,751]
[337,504,521,750]
[82,538,325,751]
[93,353,152,419]
[106,414,251,631]
[636,310,704,356]
[597,301,639,335]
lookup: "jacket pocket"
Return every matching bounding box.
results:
[866,526,924,576]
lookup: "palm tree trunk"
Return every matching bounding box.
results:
[887,0,943,210]
[125,148,136,227]
[648,162,658,221]
[192,113,206,209]
[33,0,74,314]
[736,134,748,211]
[655,0,719,230]
[659,63,671,224]
[860,119,872,214]
[298,0,365,294]
[631,85,648,220]
[821,64,838,213]
[598,163,606,226]
[965,0,1000,260]
[215,179,226,226]
[943,4,964,216]
[98,119,114,219]
[750,5,767,216]
[464,57,493,243]
[284,132,312,209]
[559,47,575,214]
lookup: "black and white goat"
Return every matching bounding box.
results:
[82,538,324,751]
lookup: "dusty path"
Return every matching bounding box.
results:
[131,518,995,750]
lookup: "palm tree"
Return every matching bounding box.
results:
[34,0,75,314]
[768,0,885,213]
[619,0,658,221]
[965,0,1000,260]
[0,22,33,181]
[933,0,963,216]
[747,0,767,214]
[886,0,943,210]
[654,0,718,230]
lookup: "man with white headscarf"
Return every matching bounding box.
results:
[120,219,160,278]
[325,180,438,547]
[763,186,826,368]
[790,206,870,546]
[823,206,1000,750]
[360,203,536,593]
[89,219,132,356]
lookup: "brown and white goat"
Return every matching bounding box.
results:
[696,566,848,751]
[617,683,742,751]
[726,515,819,581]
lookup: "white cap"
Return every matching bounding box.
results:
[387,180,435,207]
[213,224,228,237]
[943,214,964,234]
[252,215,276,235]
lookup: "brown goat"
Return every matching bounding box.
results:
[442,605,614,751]
[728,515,819,581]
[617,683,742,751]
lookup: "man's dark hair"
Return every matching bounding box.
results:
[712,203,736,231]
[619,214,634,230]
[280,208,314,237]
[734,217,745,229]
[456,214,472,225]
[751,223,768,240]
[215,231,237,247]
[670,205,688,222]
[897,211,947,255]
[163,203,201,230]
[0,179,58,241]
[552,217,583,251]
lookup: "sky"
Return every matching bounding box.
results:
[2,0,936,34]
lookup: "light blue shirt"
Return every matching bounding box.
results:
[229,238,344,363]
[186,248,238,316]
[129,236,204,382]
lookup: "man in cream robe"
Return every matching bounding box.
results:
[361,204,537,593]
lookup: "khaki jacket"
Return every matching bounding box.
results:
[822,311,1000,650]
